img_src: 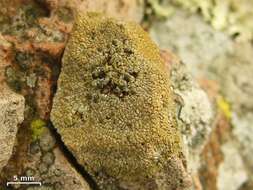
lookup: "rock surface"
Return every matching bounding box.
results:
[0,87,25,172]
[149,7,253,190]
[161,50,214,176]
[0,1,95,188]
[1,1,253,189]
[22,128,91,190]
[217,140,248,190]
[150,10,233,79]
[51,13,190,189]
[41,0,144,23]
[150,0,253,41]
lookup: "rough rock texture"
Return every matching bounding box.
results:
[215,43,253,179]
[161,50,214,176]
[21,128,91,190]
[0,0,146,189]
[198,114,231,190]
[150,10,233,79]
[0,1,94,188]
[0,87,25,172]
[1,124,92,190]
[51,13,190,189]
[149,0,253,41]
[39,0,144,24]
[149,7,253,190]
[1,1,253,189]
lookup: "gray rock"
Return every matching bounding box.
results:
[150,8,253,189]
[150,10,233,79]
[212,42,253,177]
[217,140,248,190]
[0,87,25,172]
[232,112,253,175]
[166,53,214,175]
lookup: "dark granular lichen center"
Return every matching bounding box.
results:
[91,64,138,98]
[90,40,139,98]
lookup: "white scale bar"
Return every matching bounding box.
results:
[7,182,42,186]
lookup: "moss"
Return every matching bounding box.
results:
[30,119,46,141]
[51,13,184,188]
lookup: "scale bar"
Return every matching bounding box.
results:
[7,182,42,186]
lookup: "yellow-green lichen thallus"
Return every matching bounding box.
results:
[51,12,184,188]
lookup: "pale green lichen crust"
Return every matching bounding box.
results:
[170,0,253,41]
[51,13,184,188]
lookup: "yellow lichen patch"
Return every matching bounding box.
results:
[51,13,185,188]
[30,119,46,141]
[217,96,232,119]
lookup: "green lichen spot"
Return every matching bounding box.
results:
[51,13,183,188]
[30,119,46,141]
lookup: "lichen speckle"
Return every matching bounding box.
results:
[30,119,46,141]
[51,13,187,189]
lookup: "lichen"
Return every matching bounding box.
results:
[51,12,185,188]
[0,2,66,43]
[5,50,47,93]
[56,7,74,23]
[168,0,253,41]
[1,3,48,37]
[147,0,174,18]
[217,96,232,120]
[30,119,46,141]
[15,51,34,71]
[5,66,24,92]
[26,73,37,88]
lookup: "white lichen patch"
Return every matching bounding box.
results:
[169,60,214,174]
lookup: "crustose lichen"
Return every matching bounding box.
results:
[51,12,187,189]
